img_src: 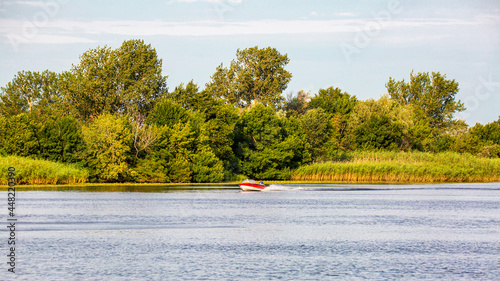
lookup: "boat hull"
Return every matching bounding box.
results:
[239,183,266,191]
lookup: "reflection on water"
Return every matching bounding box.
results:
[5,182,500,193]
[3,183,500,280]
[1,184,238,193]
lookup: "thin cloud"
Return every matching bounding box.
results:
[168,0,243,3]
[21,34,94,44]
[334,12,356,17]
[3,0,59,7]
[0,17,493,45]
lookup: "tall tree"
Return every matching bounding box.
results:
[114,39,167,117]
[300,108,338,161]
[0,70,61,117]
[308,87,358,116]
[386,71,465,129]
[233,104,310,179]
[453,117,500,157]
[347,96,401,150]
[37,116,83,163]
[0,114,40,157]
[144,99,225,183]
[206,46,292,109]
[308,87,358,153]
[67,46,117,120]
[167,81,240,176]
[67,40,167,120]
[166,80,203,111]
[81,113,133,182]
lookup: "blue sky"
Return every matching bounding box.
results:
[1,0,499,125]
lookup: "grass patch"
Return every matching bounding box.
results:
[292,151,500,183]
[0,155,89,185]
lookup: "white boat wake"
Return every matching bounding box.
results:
[262,184,305,191]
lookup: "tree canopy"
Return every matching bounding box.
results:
[386,71,465,129]
[66,39,167,120]
[1,40,498,183]
[0,70,61,117]
[206,46,292,109]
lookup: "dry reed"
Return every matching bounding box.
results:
[292,151,500,183]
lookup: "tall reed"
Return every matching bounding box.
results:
[292,151,500,183]
[0,156,88,185]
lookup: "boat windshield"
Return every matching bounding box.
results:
[242,179,256,184]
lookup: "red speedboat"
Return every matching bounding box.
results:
[239,179,266,191]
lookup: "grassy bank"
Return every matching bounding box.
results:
[292,151,500,183]
[0,156,88,185]
[2,152,499,186]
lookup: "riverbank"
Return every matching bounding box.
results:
[2,152,500,186]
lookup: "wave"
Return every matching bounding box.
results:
[262,183,500,192]
[263,184,305,191]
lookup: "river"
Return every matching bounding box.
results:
[2,183,500,280]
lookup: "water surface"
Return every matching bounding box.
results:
[3,183,500,280]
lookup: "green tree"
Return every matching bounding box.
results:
[204,103,239,174]
[280,116,312,169]
[355,114,402,150]
[114,39,167,117]
[81,114,133,182]
[153,119,225,183]
[206,46,292,109]
[191,146,225,183]
[0,113,82,162]
[167,81,240,178]
[475,117,500,146]
[67,40,167,120]
[234,104,310,179]
[0,70,62,117]
[145,99,226,183]
[0,114,39,157]
[386,71,465,129]
[66,46,116,120]
[394,104,432,151]
[145,99,191,182]
[37,116,83,163]
[308,87,358,116]
[166,121,195,183]
[453,117,500,157]
[166,81,207,112]
[300,108,338,161]
[308,87,358,153]
[147,99,190,128]
[347,96,402,150]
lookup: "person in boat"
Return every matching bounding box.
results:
[259,181,264,185]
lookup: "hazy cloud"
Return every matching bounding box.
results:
[1,17,487,38]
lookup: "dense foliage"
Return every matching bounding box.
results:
[1,40,499,183]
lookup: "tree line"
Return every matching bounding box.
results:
[0,39,499,183]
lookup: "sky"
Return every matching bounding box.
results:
[0,0,499,125]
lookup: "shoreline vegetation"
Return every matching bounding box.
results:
[293,151,500,183]
[2,152,499,186]
[0,155,88,185]
[1,41,500,186]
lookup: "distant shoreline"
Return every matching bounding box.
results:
[0,181,498,192]
[2,151,500,187]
